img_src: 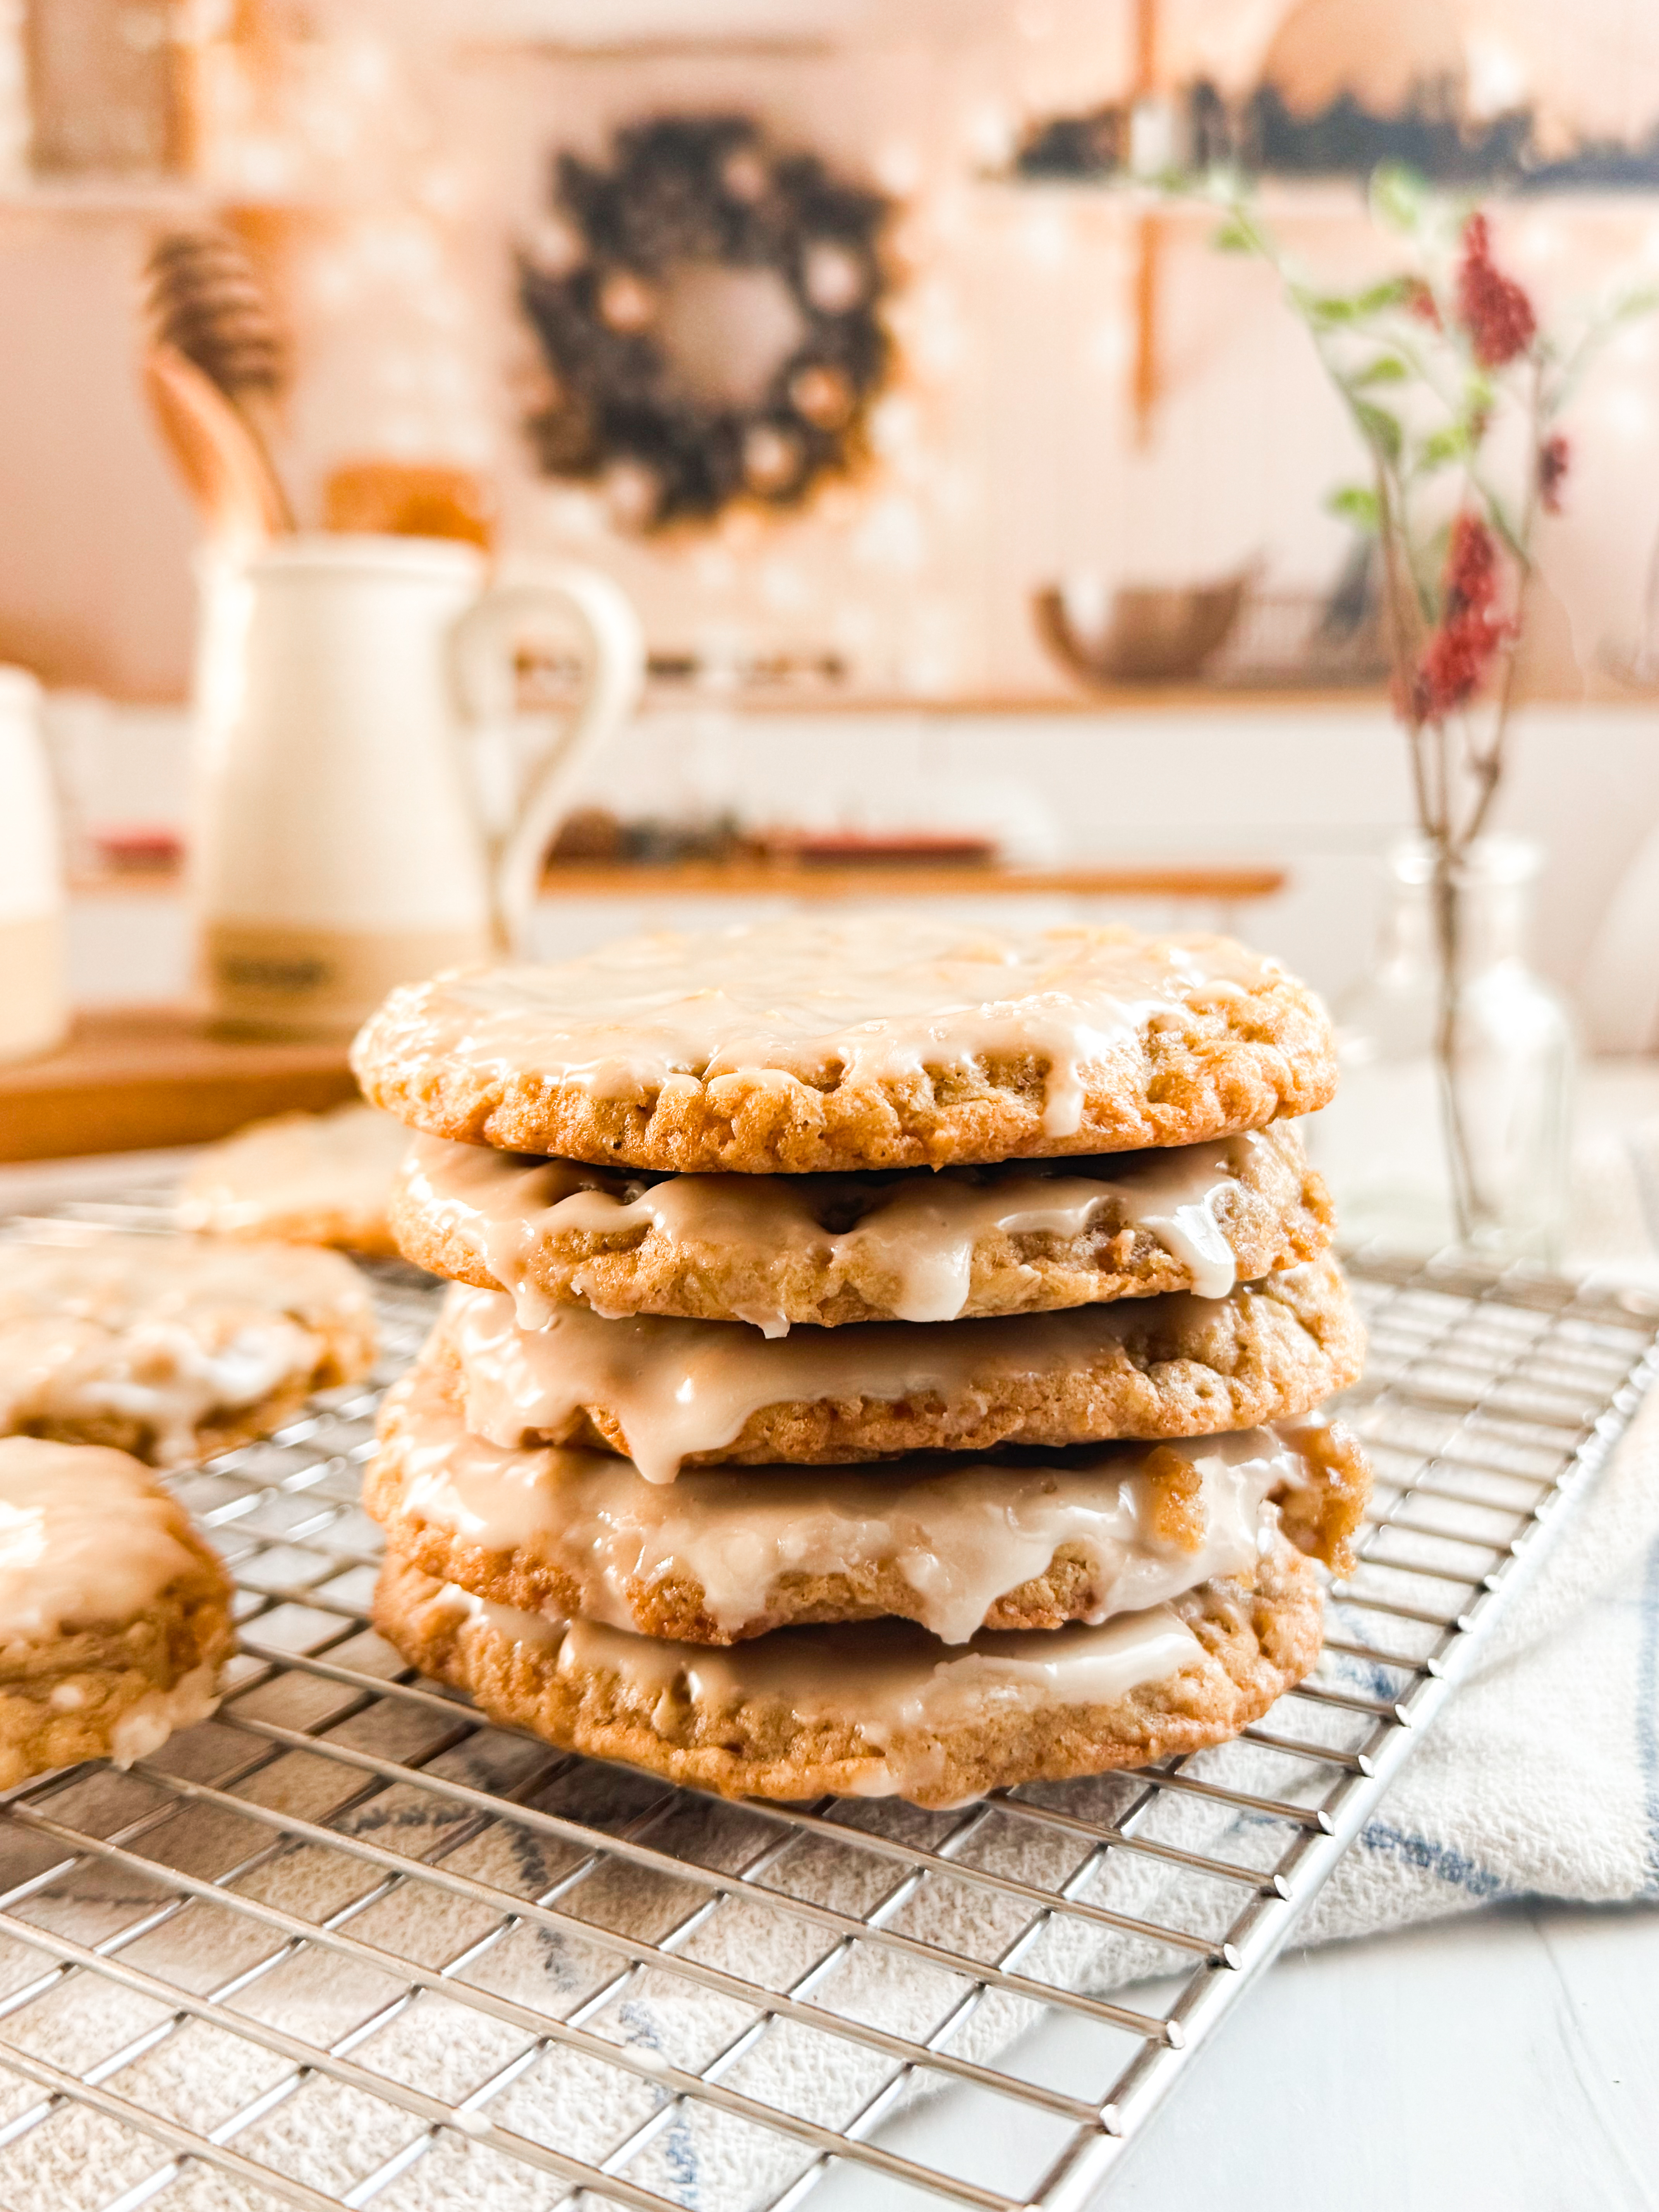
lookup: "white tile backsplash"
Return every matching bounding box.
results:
[55,696,1659,1047]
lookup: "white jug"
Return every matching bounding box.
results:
[192,534,644,1037]
[0,666,67,1065]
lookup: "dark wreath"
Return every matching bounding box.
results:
[518,113,893,529]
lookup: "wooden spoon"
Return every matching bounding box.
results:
[142,342,291,548]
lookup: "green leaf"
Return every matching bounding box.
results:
[1353,276,1417,316]
[1369,164,1427,235]
[1352,353,1410,385]
[1352,399,1403,461]
[1326,485,1380,531]
[1212,218,1255,253]
[1304,292,1360,324]
[1415,422,1471,472]
[1609,281,1659,322]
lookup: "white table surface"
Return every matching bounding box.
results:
[6,1078,1659,2212]
[1109,1902,1659,2212]
[810,1897,1659,2212]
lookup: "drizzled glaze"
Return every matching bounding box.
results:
[404,1129,1260,1331]
[432,1578,1206,1799]
[441,1277,1305,1484]
[179,1103,409,1240]
[0,1437,203,1642]
[384,916,1279,1140]
[384,1360,1306,1641]
[0,1236,366,1463]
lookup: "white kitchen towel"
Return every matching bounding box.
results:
[0,1384,1655,2207]
[1305,1351,1659,1936]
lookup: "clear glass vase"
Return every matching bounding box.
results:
[1312,835,1576,1262]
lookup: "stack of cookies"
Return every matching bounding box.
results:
[352,915,1372,1808]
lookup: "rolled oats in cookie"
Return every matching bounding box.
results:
[351,914,1336,1173]
[373,1534,1325,1806]
[393,1119,1333,1331]
[178,1102,411,1257]
[436,1255,1365,1480]
[0,1235,377,1464]
[367,1352,1371,1644]
[0,1437,235,1787]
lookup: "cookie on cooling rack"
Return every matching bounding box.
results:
[0,1437,234,1788]
[177,1102,410,1257]
[432,1254,1366,1482]
[0,1234,377,1465]
[374,1534,1325,1807]
[367,1352,1370,1644]
[392,1119,1334,1331]
[351,913,1337,1174]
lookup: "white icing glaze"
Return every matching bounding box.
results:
[404,1129,1266,1332]
[442,1278,1266,1485]
[433,1578,1204,1800]
[0,1437,205,1643]
[0,1235,364,1464]
[107,1659,222,1765]
[179,1103,409,1238]
[1108,1142,1243,1299]
[387,1361,1305,1641]
[395,915,1279,1140]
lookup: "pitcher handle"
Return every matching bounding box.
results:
[450,560,645,955]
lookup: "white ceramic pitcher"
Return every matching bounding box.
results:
[192,535,644,1036]
[0,666,66,1064]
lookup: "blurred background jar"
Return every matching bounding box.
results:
[0,665,67,1065]
[1313,835,1576,1263]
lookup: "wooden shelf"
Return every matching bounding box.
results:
[67,859,1288,905]
[68,869,186,899]
[0,1006,357,1164]
[0,177,320,217]
[536,859,1288,900]
[629,683,1391,714]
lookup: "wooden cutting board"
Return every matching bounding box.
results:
[0,1006,358,1162]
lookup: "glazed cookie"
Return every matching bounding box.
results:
[368,1353,1371,1644]
[178,1102,411,1258]
[373,1535,1325,1806]
[0,1437,234,1788]
[436,1255,1366,1481]
[351,915,1337,1174]
[0,1235,378,1465]
[392,1121,1333,1332]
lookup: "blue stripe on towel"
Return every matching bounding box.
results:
[1638,1528,1659,1895]
[621,1998,701,2202]
[1358,1820,1509,1901]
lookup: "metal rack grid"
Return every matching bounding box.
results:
[0,1195,1656,2212]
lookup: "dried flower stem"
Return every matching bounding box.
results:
[1206,166,1657,1242]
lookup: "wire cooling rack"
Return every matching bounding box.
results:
[0,1189,1656,2212]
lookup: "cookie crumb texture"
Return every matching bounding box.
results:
[0,1236,378,1464]
[441,1254,1366,1473]
[367,1356,1373,1644]
[391,1120,1334,1329]
[0,1439,235,1788]
[352,918,1337,1173]
[374,1539,1324,1807]
[178,1103,409,1257]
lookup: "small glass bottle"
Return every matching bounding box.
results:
[1311,835,1575,1261]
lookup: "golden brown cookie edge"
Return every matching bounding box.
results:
[371,1538,1325,1807]
[440,1253,1367,1467]
[366,1362,1371,1644]
[386,1120,1336,1326]
[0,1511,235,1790]
[353,968,1337,1173]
